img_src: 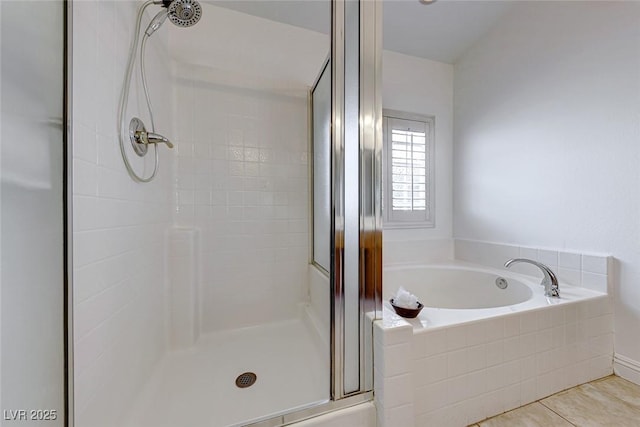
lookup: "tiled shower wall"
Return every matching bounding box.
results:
[172,64,310,332]
[72,1,174,425]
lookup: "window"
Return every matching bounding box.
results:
[383,110,435,228]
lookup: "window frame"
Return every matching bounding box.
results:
[382,109,435,229]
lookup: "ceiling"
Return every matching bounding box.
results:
[204,0,513,64]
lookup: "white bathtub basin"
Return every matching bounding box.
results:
[384,265,532,309]
[383,262,606,328]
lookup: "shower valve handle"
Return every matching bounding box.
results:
[129,117,174,157]
[140,130,174,149]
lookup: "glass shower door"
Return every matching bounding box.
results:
[1,0,67,425]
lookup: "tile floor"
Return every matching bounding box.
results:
[470,375,640,427]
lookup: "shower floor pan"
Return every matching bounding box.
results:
[122,317,329,427]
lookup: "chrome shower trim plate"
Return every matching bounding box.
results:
[129,117,149,156]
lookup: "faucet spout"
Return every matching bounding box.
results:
[504,258,560,298]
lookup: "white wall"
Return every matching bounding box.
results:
[382,50,454,262]
[72,2,174,425]
[453,1,640,379]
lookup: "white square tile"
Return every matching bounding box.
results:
[467,369,487,398]
[416,381,448,414]
[582,254,608,274]
[520,332,538,358]
[447,374,470,404]
[581,272,607,293]
[564,304,577,323]
[503,359,521,386]
[536,350,555,374]
[565,322,577,345]
[383,343,412,377]
[536,371,556,400]
[454,239,482,263]
[520,312,539,334]
[501,383,522,413]
[537,310,553,330]
[467,345,487,372]
[416,353,448,386]
[483,242,519,269]
[385,404,415,427]
[73,124,99,164]
[421,329,448,357]
[447,349,469,377]
[536,328,553,353]
[446,325,468,351]
[589,333,614,358]
[558,251,581,270]
[485,364,506,391]
[467,321,488,346]
[520,355,537,380]
[466,395,489,426]
[375,319,412,347]
[587,314,614,338]
[588,355,614,379]
[483,389,506,419]
[587,297,613,317]
[551,325,565,349]
[550,306,565,326]
[485,340,504,367]
[521,378,537,405]
[519,246,538,260]
[504,314,520,337]
[537,249,558,267]
[485,317,505,342]
[558,267,581,287]
[503,336,520,362]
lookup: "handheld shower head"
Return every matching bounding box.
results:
[168,0,202,27]
[145,9,169,36]
[145,0,202,37]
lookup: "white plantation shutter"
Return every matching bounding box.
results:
[383,112,435,227]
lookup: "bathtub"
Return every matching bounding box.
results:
[375,261,614,427]
[383,262,605,328]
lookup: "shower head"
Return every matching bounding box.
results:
[145,0,202,36]
[167,0,202,28]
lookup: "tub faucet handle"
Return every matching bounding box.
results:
[504,258,560,298]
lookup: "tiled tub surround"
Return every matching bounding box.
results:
[374,262,613,427]
[454,239,611,295]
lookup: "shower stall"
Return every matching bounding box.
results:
[70,0,381,426]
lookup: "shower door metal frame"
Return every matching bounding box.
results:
[330,0,382,401]
[247,0,382,425]
[65,1,74,426]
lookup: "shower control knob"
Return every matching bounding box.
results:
[129,117,174,156]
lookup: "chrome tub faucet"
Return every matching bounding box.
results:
[505,258,560,298]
